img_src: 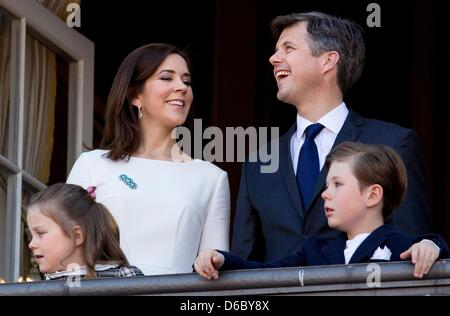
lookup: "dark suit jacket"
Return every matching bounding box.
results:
[231,110,431,262]
[223,225,447,270]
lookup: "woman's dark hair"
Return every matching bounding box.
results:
[28,183,128,278]
[101,43,191,161]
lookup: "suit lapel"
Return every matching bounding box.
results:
[331,110,364,148]
[279,124,305,219]
[306,110,365,211]
[321,234,347,264]
[348,225,395,264]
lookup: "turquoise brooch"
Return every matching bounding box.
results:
[119,174,138,190]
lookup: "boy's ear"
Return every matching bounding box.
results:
[73,226,85,247]
[366,184,383,208]
[322,51,340,74]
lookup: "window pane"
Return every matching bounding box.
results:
[0,11,11,158]
[23,33,69,184]
[20,184,41,281]
[0,176,41,283]
[0,172,7,282]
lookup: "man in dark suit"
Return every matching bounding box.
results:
[231,11,431,263]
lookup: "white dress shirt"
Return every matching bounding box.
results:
[291,103,349,174]
[344,233,371,264]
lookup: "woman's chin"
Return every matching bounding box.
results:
[167,115,189,127]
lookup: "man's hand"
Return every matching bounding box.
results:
[400,239,440,278]
[194,250,225,280]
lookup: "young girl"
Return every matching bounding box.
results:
[27,183,143,280]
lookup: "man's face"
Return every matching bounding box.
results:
[269,22,323,106]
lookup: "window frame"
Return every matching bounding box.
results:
[0,0,94,282]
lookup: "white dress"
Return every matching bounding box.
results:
[67,149,230,275]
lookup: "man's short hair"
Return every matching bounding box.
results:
[271,11,365,94]
[325,142,407,221]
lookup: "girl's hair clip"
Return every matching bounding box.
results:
[87,186,97,199]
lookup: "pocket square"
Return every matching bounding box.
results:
[370,246,392,261]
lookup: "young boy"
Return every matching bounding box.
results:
[195,142,449,280]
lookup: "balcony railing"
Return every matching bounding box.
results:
[1,259,449,296]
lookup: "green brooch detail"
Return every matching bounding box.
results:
[119,174,137,190]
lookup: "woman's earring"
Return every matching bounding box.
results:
[138,106,143,120]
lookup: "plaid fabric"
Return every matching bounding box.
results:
[96,265,144,278]
[45,264,144,281]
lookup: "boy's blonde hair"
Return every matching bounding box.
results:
[325,142,407,221]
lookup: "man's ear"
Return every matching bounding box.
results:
[366,184,383,208]
[73,226,85,247]
[322,51,340,74]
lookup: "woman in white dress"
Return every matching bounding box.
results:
[67,43,230,276]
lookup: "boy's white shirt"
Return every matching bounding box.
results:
[344,233,371,264]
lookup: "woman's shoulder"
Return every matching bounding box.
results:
[190,159,228,177]
[79,149,110,160]
[75,149,117,166]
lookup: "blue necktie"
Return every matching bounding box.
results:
[296,123,324,208]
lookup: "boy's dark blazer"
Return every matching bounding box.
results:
[223,225,448,270]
